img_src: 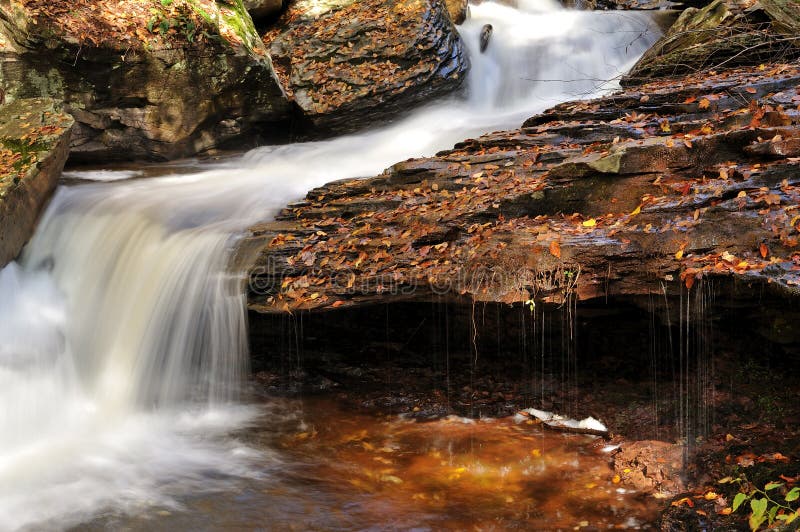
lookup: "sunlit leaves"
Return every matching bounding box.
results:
[732,492,748,512]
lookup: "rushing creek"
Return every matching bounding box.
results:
[0,2,663,530]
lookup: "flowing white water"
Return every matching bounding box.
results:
[0,2,661,530]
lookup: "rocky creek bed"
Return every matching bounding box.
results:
[1,0,799,528]
[242,59,800,528]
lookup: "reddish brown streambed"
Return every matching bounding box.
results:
[81,397,662,530]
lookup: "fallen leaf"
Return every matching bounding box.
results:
[549,240,561,258]
[672,497,695,508]
[759,241,769,259]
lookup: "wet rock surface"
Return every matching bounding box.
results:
[0,98,73,266]
[0,0,290,162]
[243,63,800,315]
[263,0,468,134]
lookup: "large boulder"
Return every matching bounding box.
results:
[263,0,469,134]
[623,0,800,86]
[0,98,72,267]
[0,0,290,162]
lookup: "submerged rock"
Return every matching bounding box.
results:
[0,98,73,267]
[613,440,685,494]
[242,62,800,315]
[623,0,800,86]
[263,0,469,135]
[0,0,290,162]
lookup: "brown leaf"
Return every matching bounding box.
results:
[549,240,561,259]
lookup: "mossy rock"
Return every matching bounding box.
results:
[0,98,73,266]
[623,0,800,85]
[0,0,290,162]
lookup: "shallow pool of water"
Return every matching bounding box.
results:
[81,396,661,531]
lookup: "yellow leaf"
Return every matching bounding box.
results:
[698,98,711,110]
[630,205,642,216]
[675,249,684,260]
[582,218,597,228]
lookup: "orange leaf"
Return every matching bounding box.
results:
[671,497,695,508]
[685,275,695,290]
[745,87,758,94]
[759,241,769,259]
[549,241,561,258]
[698,98,711,110]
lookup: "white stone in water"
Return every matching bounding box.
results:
[578,417,607,432]
[516,408,608,433]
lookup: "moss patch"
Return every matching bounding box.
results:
[0,98,73,188]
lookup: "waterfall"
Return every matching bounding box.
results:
[0,2,661,529]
